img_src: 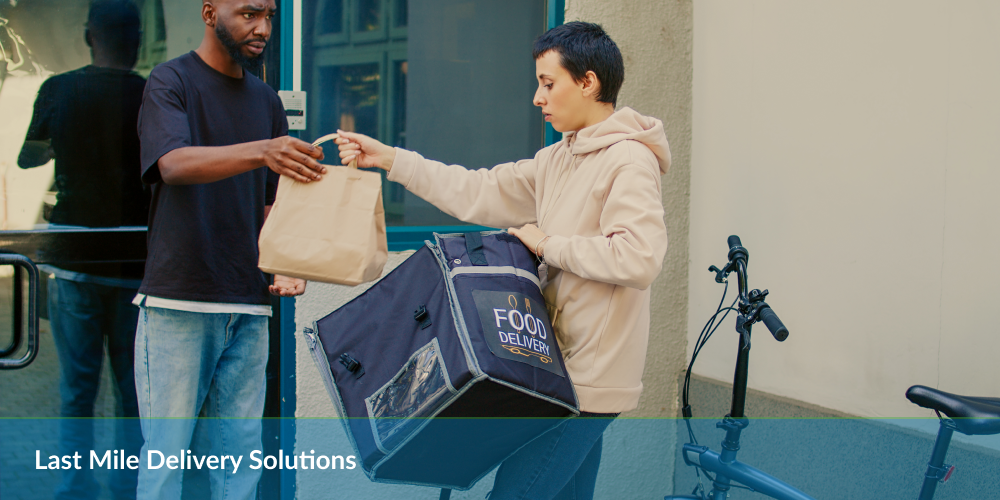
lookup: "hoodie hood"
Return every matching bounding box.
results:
[568,107,672,175]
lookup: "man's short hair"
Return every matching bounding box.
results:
[86,0,141,66]
[87,0,142,41]
[532,21,624,106]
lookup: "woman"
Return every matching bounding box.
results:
[337,21,671,500]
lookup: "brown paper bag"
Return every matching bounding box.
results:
[258,133,388,285]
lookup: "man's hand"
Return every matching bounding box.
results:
[336,130,396,171]
[263,136,327,183]
[270,274,306,297]
[508,224,549,257]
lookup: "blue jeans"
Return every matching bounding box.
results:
[48,277,142,500]
[489,412,618,500]
[133,306,269,500]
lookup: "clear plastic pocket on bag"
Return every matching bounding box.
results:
[365,338,457,451]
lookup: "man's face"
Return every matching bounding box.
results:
[532,50,590,133]
[212,0,276,71]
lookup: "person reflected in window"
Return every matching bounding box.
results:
[338,22,670,500]
[17,1,148,499]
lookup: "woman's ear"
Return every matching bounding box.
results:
[581,70,602,100]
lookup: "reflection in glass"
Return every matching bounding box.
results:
[384,60,407,218]
[301,0,544,226]
[0,0,177,497]
[319,63,380,137]
[319,0,344,35]
[391,60,406,148]
[151,0,166,41]
[357,0,381,33]
[395,0,408,28]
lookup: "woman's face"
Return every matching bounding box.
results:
[533,50,590,133]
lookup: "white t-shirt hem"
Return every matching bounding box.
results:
[132,294,272,317]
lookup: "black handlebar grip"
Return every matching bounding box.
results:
[727,235,748,263]
[759,307,788,342]
[728,235,742,252]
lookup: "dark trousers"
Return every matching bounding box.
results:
[48,278,141,500]
[489,412,618,500]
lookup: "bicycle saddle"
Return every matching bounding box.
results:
[906,385,1000,436]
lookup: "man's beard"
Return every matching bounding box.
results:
[215,21,265,73]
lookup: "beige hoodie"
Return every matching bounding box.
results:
[387,107,670,413]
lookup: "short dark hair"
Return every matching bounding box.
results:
[86,0,142,66]
[532,21,624,106]
[87,0,141,35]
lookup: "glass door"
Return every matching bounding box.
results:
[1,1,161,497]
[0,1,289,498]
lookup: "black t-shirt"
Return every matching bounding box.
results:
[23,65,150,280]
[25,66,150,227]
[137,52,285,305]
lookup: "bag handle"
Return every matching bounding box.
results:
[312,133,358,169]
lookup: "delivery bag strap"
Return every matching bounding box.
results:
[464,232,487,266]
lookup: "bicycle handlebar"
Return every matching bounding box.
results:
[727,235,742,251]
[727,235,748,264]
[759,306,789,342]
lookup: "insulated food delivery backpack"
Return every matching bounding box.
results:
[304,231,579,490]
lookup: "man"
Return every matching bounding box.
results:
[19,2,148,498]
[134,0,325,498]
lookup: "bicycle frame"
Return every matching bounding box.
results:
[669,237,965,500]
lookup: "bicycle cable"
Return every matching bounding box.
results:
[680,280,741,497]
[683,299,739,444]
[682,278,739,422]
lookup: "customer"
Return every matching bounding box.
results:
[338,21,670,500]
[133,0,325,498]
[18,2,148,498]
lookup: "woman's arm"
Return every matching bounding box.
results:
[337,130,540,229]
[541,164,668,290]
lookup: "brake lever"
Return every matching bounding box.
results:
[708,264,728,283]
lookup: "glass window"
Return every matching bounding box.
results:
[302,0,546,226]
[394,0,408,29]
[319,0,345,35]
[356,0,382,33]
[0,1,205,498]
[318,63,382,137]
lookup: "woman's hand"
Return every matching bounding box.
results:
[508,224,550,257]
[336,130,396,171]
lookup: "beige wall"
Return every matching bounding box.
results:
[566,0,694,419]
[689,0,1000,418]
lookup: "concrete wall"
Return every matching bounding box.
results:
[566,0,694,420]
[688,0,1000,418]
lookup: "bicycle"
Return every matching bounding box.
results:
[665,236,1000,500]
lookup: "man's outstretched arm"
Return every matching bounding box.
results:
[157,136,327,185]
